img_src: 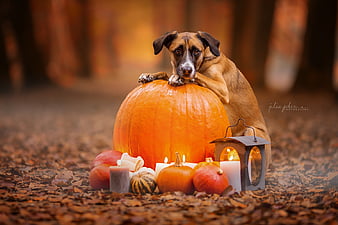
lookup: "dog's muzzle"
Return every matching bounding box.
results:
[182,66,193,77]
[178,63,196,79]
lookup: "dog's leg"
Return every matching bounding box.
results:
[194,72,230,104]
[138,72,169,84]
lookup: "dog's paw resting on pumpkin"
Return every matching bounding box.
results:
[138,72,169,84]
[138,73,156,84]
[168,74,185,86]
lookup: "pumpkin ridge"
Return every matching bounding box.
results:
[187,86,196,159]
[185,85,190,161]
[127,86,145,156]
[142,176,154,192]
[113,85,142,152]
[201,89,208,159]
[167,85,177,161]
[140,82,162,165]
[205,89,213,158]
[137,181,143,194]
[148,83,160,168]
[179,85,189,160]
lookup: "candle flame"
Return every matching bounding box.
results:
[182,154,186,163]
[117,160,121,166]
[164,157,169,164]
[221,147,240,161]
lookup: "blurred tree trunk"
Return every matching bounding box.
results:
[254,0,276,87]
[183,0,194,31]
[79,0,91,78]
[265,0,308,92]
[231,0,276,86]
[89,1,118,78]
[9,0,50,88]
[335,7,338,100]
[294,0,337,92]
[0,1,10,93]
[48,0,80,86]
[68,0,91,78]
[152,0,172,70]
[0,32,10,93]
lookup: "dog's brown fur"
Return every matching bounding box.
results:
[139,31,271,167]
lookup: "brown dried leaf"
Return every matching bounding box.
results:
[73,186,83,193]
[229,198,247,208]
[221,185,234,196]
[311,209,325,214]
[122,199,143,207]
[52,170,73,186]
[276,210,288,217]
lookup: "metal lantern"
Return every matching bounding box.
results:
[211,119,270,191]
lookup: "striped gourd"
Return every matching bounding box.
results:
[130,172,157,195]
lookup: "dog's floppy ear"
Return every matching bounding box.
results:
[153,31,178,55]
[197,31,220,56]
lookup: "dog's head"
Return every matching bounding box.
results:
[153,31,220,79]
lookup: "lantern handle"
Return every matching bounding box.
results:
[225,118,257,142]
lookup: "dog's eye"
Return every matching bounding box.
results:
[174,48,183,56]
[193,49,201,57]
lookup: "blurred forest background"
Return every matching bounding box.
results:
[0,0,337,96]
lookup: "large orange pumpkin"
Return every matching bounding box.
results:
[113,80,231,169]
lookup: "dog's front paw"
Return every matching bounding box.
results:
[138,73,155,84]
[168,74,185,86]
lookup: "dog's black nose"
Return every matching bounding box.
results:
[182,66,193,76]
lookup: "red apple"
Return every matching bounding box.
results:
[89,164,110,190]
[193,165,229,195]
[92,150,122,168]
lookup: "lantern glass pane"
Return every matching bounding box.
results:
[249,146,262,185]
[220,147,240,161]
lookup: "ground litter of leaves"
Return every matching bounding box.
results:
[0,86,337,225]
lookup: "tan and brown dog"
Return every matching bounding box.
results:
[139,31,271,167]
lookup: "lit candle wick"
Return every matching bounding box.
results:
[164,157,168,164]
[229,155,234,161]
[182,154,186,163]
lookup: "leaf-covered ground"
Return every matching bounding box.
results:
[0,85,337,225]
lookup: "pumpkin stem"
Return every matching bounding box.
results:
[174,152,183,167]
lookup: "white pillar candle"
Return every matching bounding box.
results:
[181,155,197,169]
[155,157,172,178]
[109,166,130,193]
[183,162,197,169]
[220,161,241,192]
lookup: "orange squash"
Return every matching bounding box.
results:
[113,80,231,169]
[193,157,220,171]
[157,152,194,194]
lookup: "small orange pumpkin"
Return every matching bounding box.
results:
[157,152,194,194]
[193,157,220,171]
[113,80,231,169]
[193,164,229,195]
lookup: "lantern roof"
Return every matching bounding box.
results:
[211,136,270,146]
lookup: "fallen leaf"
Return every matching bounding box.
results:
[229,198,247,208]
[122,199,143,207]
[52,170,74,186]
[73,186,83,193]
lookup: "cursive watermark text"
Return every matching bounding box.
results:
[268,101,309,113]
